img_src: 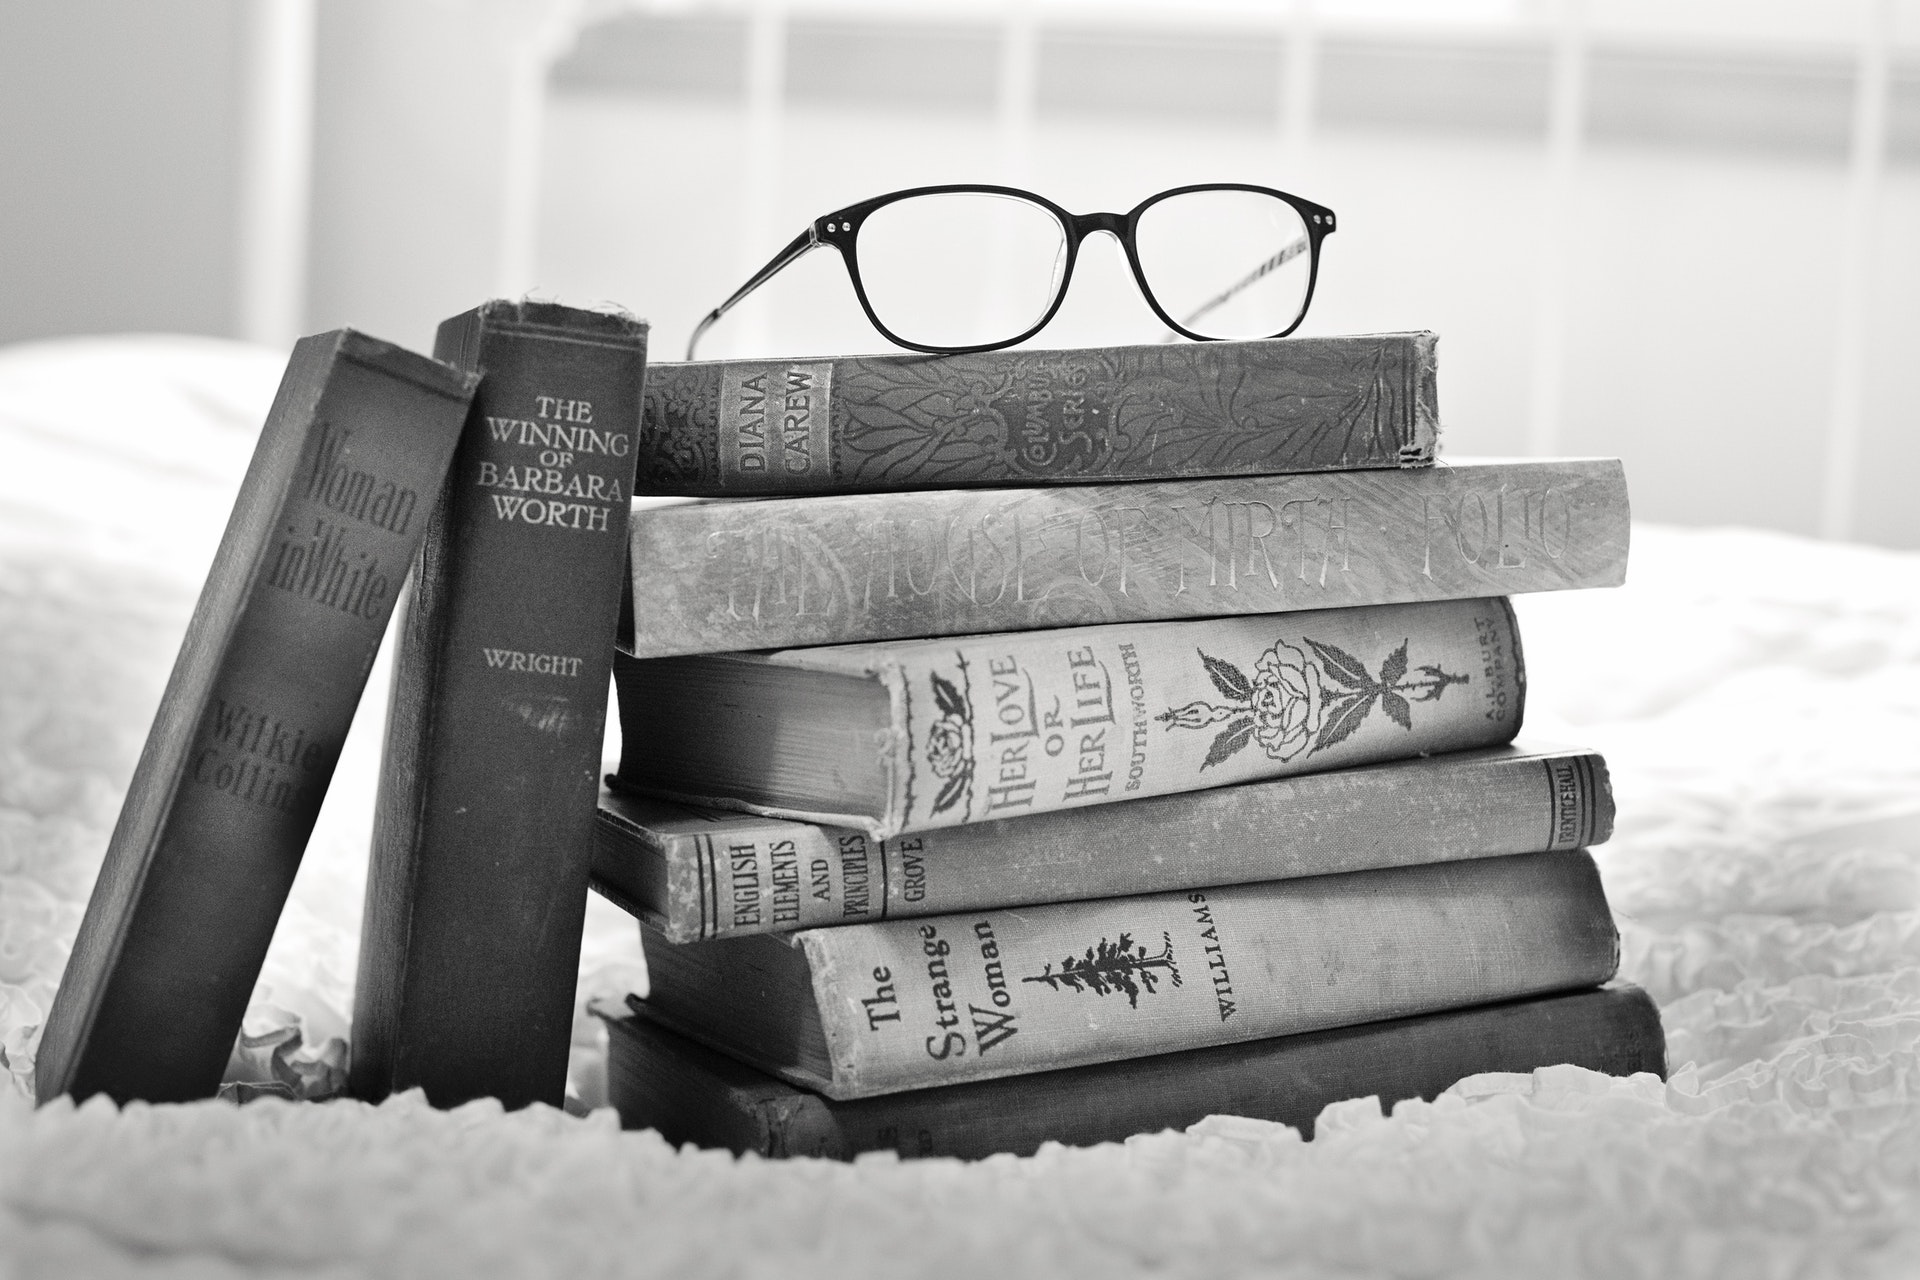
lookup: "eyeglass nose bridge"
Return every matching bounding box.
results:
[1062,210,1130,244]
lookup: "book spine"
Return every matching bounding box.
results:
[621,457,1628,657]
[634,332,1438,496]
[36,332,474,1105]
[353,301,648,1109]
[598,747,1612,942]
[608,985,1664,1160]
[793,849,1619,1098]
[619,596,1526,839]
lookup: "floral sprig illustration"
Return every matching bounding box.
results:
[1159,637,1468,770]
[924,670,973,816]
[1021,932,1181,1009]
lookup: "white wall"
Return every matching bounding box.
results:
[3,0,1917,547]
[303,0,520,352]
[0,0,249,344]
[530,6,1920,546]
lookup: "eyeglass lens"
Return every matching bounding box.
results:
[1134,189,1313,341]
[850,188,1313,350]
[854,193,1068,350]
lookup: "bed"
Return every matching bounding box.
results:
[2,334,1916,1277]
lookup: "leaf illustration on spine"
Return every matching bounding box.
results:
[1202,718,1254,770]
[1378,642,1408,686]
[1305,639,1371,691]
[1198,649,1253,702]
[931,672,967,719]
[931,772,968,815]
[1314,690,1378,751]
[1381,690,1413,729]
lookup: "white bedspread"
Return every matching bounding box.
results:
[1,336,1915,1278]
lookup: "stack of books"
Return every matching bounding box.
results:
[589,333,1662,1159]
[30,305,1660,1151]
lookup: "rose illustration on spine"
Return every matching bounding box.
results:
[924,666,974,817]
[926,718,966,778]
[1251,641,1324,761]
[1161,636,1468,770]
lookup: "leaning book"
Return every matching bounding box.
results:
[36,330,476,1105]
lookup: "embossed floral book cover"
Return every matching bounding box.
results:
[613,597,1525,839]
[632,332,1439,496]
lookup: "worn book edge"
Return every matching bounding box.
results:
[593,741,1615,943]
[595,981,1664,1159]
[618,457,1628,658]
[352,299,647,1110]
[617,597,1525,840]
[639,850,1619,1100]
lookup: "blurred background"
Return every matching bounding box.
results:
[3,0,1917,545]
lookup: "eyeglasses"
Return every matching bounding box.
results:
[686,183,1337,359]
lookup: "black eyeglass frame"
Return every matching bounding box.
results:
[686,182,1338,360]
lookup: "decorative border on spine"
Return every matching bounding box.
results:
[695,832,719,940]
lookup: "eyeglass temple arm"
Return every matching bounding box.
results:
[1172,234,1312,334]
[686,226,820,360]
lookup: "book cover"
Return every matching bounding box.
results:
[638,848,1621,1099]
[36,330,476,1105]
[594,744,1611,942]
[352,300,648,1110]
[616,596,1525,840]
[603,984,1665,1160]
[621,457,1628,657]
[634,332,1439,496]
